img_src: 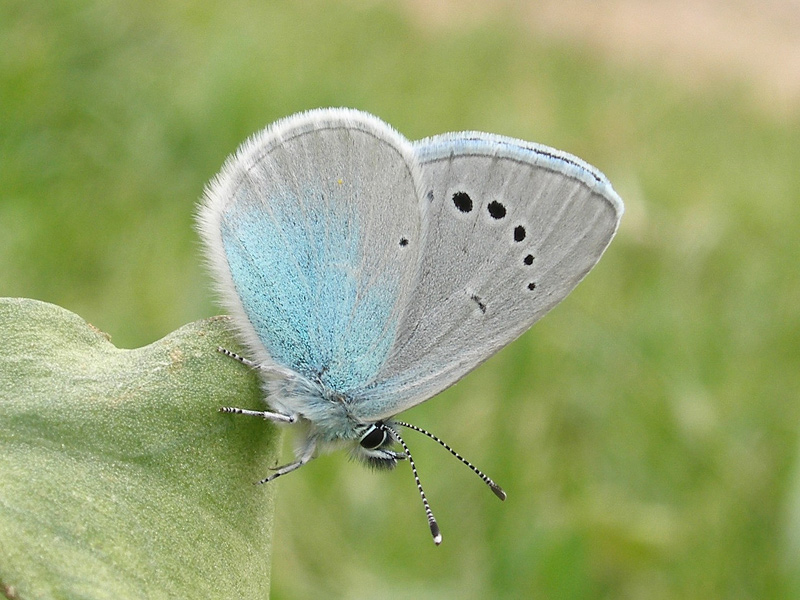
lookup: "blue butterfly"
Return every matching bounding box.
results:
[198,108,623,544]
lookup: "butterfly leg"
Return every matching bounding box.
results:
[217,346,301,380]
[216,346,298,423]
[256,440,316,485]
[219,405,297,424]
[217,346,259,368]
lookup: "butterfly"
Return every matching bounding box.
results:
[197,108,623,544]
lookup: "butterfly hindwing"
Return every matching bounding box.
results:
[351,132,623,421]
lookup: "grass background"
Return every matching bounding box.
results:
[2,1,799,598]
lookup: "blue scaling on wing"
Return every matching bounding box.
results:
[220,184,400,394]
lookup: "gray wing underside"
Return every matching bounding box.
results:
[198,109,426,393]
[351,132,623,421]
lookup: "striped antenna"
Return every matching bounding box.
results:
[395,421,506,501]
[386,424,442,545]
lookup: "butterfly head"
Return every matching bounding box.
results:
[352,421,407,470]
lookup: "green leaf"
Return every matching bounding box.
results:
[0,298,280,599]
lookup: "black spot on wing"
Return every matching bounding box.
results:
[470,294,487,314]
[452,191,473,213]
[487,200,506,219]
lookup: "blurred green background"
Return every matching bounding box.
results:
[2,1,799,598]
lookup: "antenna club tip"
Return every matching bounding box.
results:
[492,485,507,501]
[430,522,442,545]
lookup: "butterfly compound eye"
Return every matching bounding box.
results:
[359,424,388,450]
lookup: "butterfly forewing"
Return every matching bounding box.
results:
[199,110,425,392]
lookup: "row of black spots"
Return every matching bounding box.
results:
[452,191,505,219]
[523,250,536,291]
[449,191,537,292]
[523,251,536,292]
[451,191,531,245]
